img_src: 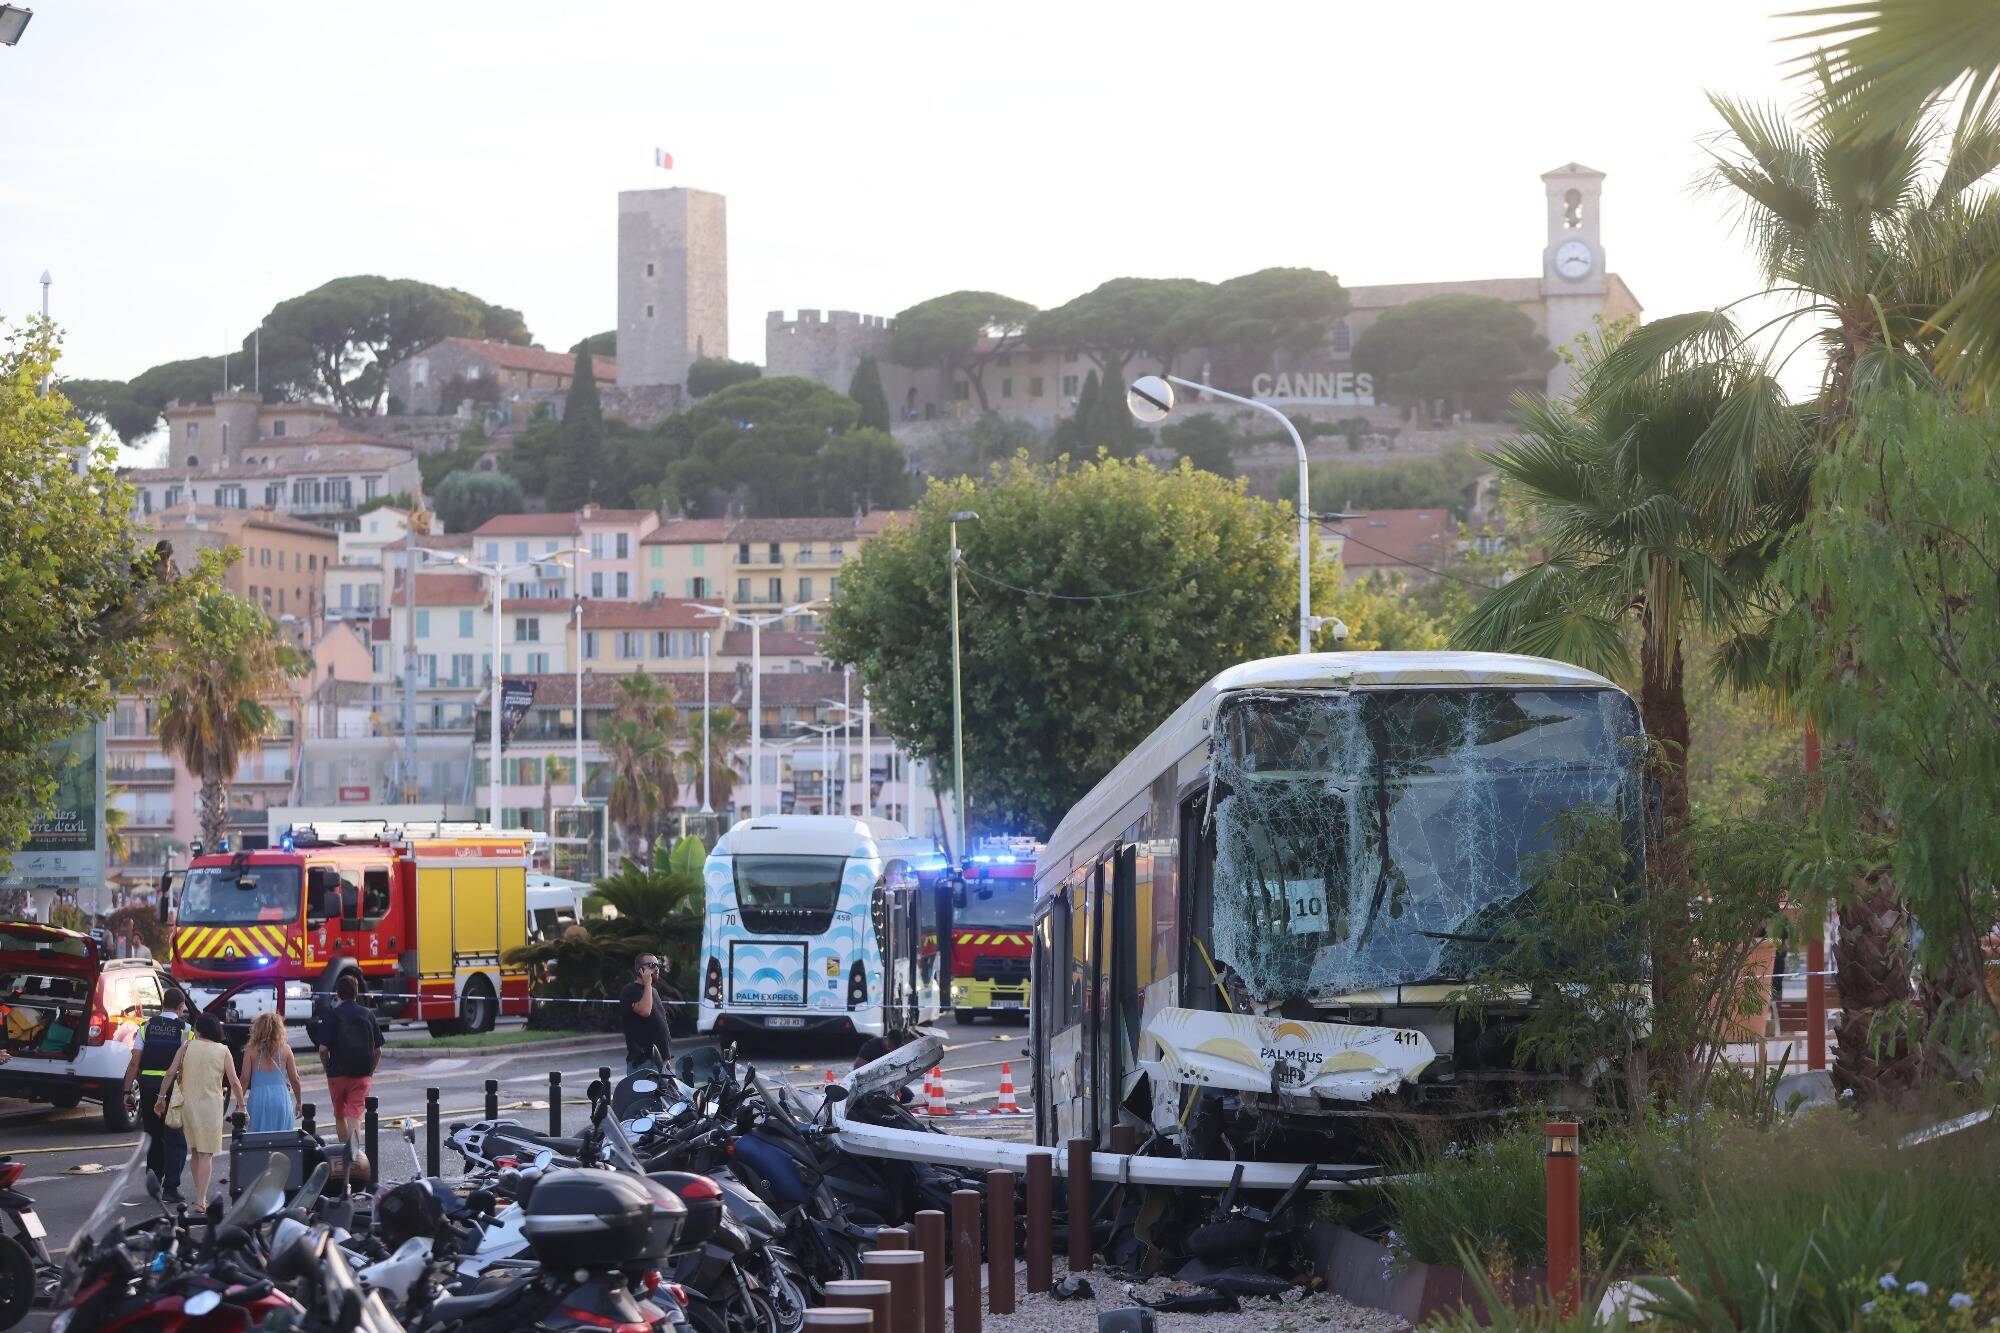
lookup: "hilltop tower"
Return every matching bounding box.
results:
[1540,163,1607,398]
[617,188,728,390]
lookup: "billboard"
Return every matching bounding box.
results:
[3,724,107,889]
[499,680,538,747]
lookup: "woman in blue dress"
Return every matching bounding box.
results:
[242,1013,303,1133]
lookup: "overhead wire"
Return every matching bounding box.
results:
[957,560,1197,603]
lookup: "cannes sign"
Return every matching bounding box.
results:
[1251,371,1374,406]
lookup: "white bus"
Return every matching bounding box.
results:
[1030,651,1647,1152]
[698,816,947,1042]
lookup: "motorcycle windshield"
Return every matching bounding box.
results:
[599,1111,647,1174]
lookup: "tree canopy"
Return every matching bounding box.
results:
[4,322,205,871]
[849,355,891,432]
[1160,413,1240,476]
[668,376,910,517]
[432,469,527,532]
[1028,277,1213,377]
[687,357,762,399]
[820,456,1299,838]
[570,330,617,360]
[1167,267,1349,391]
[889,291,1036,413]
[1351,293,1555,416]
[545,345,606,511]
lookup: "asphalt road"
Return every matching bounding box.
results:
[2,1011,1033,1328]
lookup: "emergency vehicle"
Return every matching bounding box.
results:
[944,838,1038,1022]
[166,821,535,1036]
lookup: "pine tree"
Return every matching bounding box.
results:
[1053,369,1101,455]
[849,355,891,433]
[551,346,605,509]
[1087,370,1137,457]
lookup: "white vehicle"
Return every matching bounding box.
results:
[698,816,945,1041]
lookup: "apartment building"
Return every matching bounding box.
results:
[639,516,731,600]
[127,428,419,533]
[146,504,339,633]
[640,511,908,633]
[471,506,660,600]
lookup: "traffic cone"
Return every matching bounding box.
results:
[994,1062,1021,1115]
[825,1067,836,1086]
[926,1065,952,1116]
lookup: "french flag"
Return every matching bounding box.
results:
[654,148,674,170]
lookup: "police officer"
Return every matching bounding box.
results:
[123,987,191,1203]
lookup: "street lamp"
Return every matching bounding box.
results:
[792,720,844,815]
[1128,374,1342,654]
[420,546,581,828]
[694,600,822,819]
[946,511,977,868]
[0,7,33,45]
[700,629,713,815]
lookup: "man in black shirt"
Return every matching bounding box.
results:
[123,987,190,1202]
[621,954,673,1074]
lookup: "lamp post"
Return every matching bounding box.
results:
[694,601,821,819]
[946,512,978,868]
[700,629,713,816]
[1128,375,1334,654]
[793,720,843,815]
[421,547,580,828]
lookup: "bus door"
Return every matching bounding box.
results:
[1096,845,1139,1138]
[1039,874,1089,1143]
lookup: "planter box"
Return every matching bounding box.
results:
[1309,1222,1546,1326]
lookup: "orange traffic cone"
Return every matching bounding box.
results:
[926,1065,952,1116]
[825,1067,836,1086]
[994,1062,1021,1115]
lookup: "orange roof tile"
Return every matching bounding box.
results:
[444,338,618,381]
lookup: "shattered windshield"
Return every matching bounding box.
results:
[1209,687,1642,1002]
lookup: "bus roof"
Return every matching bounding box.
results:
[1036,650,1623,891]
[713,814,914,860]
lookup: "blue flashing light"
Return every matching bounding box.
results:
[215,836,230,853]
[992,855,1017,864]
[280,833,296,853]
[255,956,272,966]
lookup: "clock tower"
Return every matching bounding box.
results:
[1540,162,1607,398]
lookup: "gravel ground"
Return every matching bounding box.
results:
[979,1260,1411,1332]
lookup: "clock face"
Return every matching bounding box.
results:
[1554,239,1594,279]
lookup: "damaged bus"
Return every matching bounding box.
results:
[1030,651,1646,1158]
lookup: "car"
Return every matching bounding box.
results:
[0,922,179,1131]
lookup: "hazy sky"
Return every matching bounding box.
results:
[7,2,1821,417]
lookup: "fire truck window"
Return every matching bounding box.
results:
[307,867,343,925]
[336,868,364,920]
[361,868,391,919]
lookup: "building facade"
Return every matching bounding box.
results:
[146,504,340,629]
[618,188,728,392]
[385,338,618,417]
[126,428,420,533]
[162,390,341,469]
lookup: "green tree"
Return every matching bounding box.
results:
[253,276,532,416]
[1028,277,1212,378]
[687,357,761,399]
[821,456,1299,836]
[1308,441,1492,513]
[1322,569,1451,651]
[889,291,1036,413]
[930,414,1039,480]
[570,330,617,360]
[547,345,605,511]
[1351,293,1556,417]
[1082,370,1139,457]
[2,322,199,872]
[1050,369,1101,456]
[420,421,490,492]
[357,490,413,518]
[432,470,526,532]
[155,583,309,849]
[682,707,747,816]
[1166,267,1349,392]
[812,428,911,512]
[602,672,679,863]
[1778,388,2000,1095]
[1161,414,1241,476]
[670,377,908,517]
[849,355,891,433]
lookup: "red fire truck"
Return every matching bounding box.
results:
[946,840,1039,1023]
[166,821,535,1036]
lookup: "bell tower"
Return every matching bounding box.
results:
[1540,163,1608,398]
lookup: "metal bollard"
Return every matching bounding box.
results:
[985,1170,1015,1315]
[861,1250,924,1333]
[804,1311,873,1331]
[914,1210,946,1333]
[1024,1153,1053,1293]
[875,1225,910,1251]
[598,1064,612,1098]
[823,1282,891,1333]
[363,1096,379,1183]
[950,1189,982,1333]
[424,1087,441,1178]
[1109,1123,1137,1218]
[228,1111,246,1199]
[1546,1121,1582,1316]
[301,1101,317,1139]
[1065,1138,1093,1272]
[549,1071,563,1136]
[483,1078,499,1121]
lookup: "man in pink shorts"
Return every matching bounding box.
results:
[314,972,382,1163]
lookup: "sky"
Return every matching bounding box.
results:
[4,0,1825,451]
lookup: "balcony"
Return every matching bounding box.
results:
[110,766,176,785]
[732,551,784,568]
[126,809,176,829]
[794,551,845,570]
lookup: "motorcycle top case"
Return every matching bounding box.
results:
[647,1171,722,1248]
[521,1167,685,1267]
[730,1132,812,1208]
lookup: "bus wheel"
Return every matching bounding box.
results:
[426,1020,459,1038]
[459,976,498,1035]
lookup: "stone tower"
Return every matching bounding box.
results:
[1539,163,1607,399]
[617,188,728,390]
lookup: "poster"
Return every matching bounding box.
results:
[499,680,538,747]
[4,724,107,889]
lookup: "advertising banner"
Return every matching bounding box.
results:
[3,724,107,889]
[499,680,538,747]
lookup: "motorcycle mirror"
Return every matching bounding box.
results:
[631,1116,656,1135]
[630,1078,659,1094]
[533,1148,553,1171]
[185,1290,224,1317]
[823,1084,850,1104]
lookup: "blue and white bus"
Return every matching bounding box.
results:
[698,816,947,1040]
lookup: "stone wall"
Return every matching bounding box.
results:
[618,188,728,391]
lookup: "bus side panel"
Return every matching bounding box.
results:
[453,868,499,956]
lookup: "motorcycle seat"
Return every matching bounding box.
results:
[427,1282,523,1322]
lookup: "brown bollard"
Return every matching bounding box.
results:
[861,1249,925,1333]
[1024,1153,1053,1293]
[1065,1137,1093,1272]
[874,1225,910,1251]
[804,1310,874,1332]
[914,1210,947,1333]
[985,1170,1015,1315]
[1546,1121,1582,1317]
[824,1281,892,1333]
[950,1189,982,1333]
[1108,1123,1137,1218]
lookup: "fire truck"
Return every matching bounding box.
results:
[945,839,1039,1023]
[165,821,536,1036]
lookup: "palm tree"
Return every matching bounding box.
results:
[603,671,679,864]
[682,707,748,817]
[157,590,306,849]
[104,786,130,866]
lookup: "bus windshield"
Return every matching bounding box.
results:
[957,879,1032,928]
[1209,687,1642,1002]
[178,865,302,925]
[732,854,847,934]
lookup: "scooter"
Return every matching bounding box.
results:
[0,1155,58,1330]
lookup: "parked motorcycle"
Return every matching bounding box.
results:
[0,1155,58,1330]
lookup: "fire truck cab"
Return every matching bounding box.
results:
[168,821,535,1037]
[945,838,1039,1023]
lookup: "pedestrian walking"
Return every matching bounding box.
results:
[123,987,190,1202]
[622,954,673,1075]
[242,1013,303,1133]
[313,973,381,1152]
[153,1012,243,1205]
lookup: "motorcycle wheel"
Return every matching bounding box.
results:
[762,1269,806,1333]
[747,1288,785,1333]
[0,1237,34,1333]
[683,1300,729,1333]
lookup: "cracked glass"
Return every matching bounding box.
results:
[1208,687,1643,1003]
